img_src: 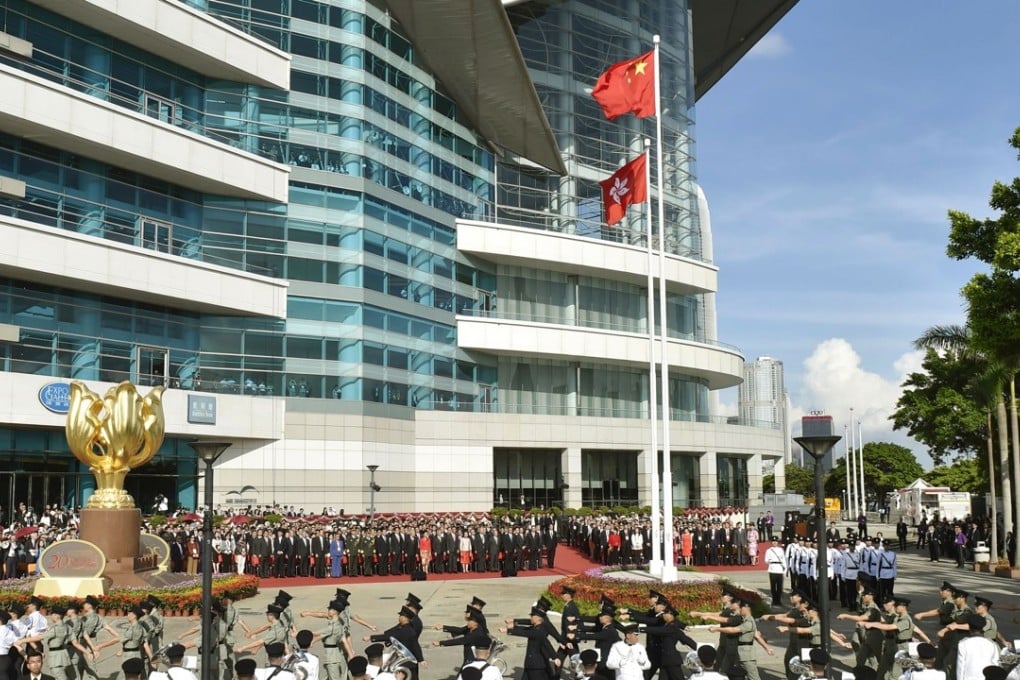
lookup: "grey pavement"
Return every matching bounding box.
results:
[89,533,1020,680]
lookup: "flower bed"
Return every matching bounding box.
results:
[0,574,259,614]
[541,568,765,625]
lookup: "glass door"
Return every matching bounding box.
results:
[135,346,169,387]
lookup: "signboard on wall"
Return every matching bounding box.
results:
[187,395,216,424]
[38,382,71,414]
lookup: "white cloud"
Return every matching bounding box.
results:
[790,338,931,466]
[747,33,792,59]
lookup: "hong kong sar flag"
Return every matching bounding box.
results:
[600,155,648,225]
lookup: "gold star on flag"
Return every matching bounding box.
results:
[633,60,648,76]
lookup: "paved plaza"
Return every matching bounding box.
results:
[80,530,1020,680]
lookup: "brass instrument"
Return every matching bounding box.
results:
[999,648,1020,669]
[381,637,415,675]
[789,657,813,680]
[281,652,309,680]
[894,651,924,671]
[683,651,704,673]
[487,636,507,658]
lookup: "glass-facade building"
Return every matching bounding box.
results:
[0,0,789,513]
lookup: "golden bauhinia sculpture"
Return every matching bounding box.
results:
[65,381,166,509]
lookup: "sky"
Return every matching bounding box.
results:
[694,2,1020,468]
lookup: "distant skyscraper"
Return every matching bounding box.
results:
[740,357,787,425]
[740,356,792,472]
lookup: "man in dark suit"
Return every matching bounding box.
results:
[375,531,390,576]
[499,529,514,572]
[486,530,500,572]
[170,535,186,573]
[513,528,527,573]
[311,531,327,579]
[526,529,542,571]
[401,531,416,574]
[471,529,485,573]
[272,530,290,578]
[544,528,558,568]
[295,531,311,577]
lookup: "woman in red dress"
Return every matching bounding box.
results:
[418,533,432,573]
[680,527,694,566]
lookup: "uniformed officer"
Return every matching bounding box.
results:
[708,599,773,680]
[838,589,882,670]
[237,605,289,659]
[935,588,971,680]
[307,600,347,680]
[973,597,1008,647]
[80,595,119,680]
[254,643,295,680]
[62,604,91,680]
[119,607,150,664]
[146,597,165,654]
[760,590,807,680]
[500,607,560,680]
[914,582,955,672]
[17,605,72,680]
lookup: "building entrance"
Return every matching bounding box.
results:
[0,471,81,523]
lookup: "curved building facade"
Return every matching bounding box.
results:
[0,0,790,513]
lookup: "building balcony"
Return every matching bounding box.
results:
[0,65,290,202]
[456,314,742,390]
[0,214,288,318]
[25,0,290,89]
[457,219,717,295]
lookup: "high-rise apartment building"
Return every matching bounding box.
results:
[740,357,787,427]
[0,0,793,512]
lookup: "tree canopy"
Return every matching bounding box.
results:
[924,458,986,494]
[824,442,924,502]
[778,463,815,496]
[892,348,989,466]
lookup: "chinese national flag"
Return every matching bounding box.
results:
[592,50,656,120]
[600,155,648,225]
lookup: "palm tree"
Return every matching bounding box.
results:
[915,324,1009,562]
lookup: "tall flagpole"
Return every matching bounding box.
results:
[843,425,852,521]
[857,419,867,517]
[653,34,676,583]
[848,408,857,517]
[644,137,661,577]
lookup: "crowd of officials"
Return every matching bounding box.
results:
[1,498,1019,680]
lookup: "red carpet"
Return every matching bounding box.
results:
[256,547,598,589]
[254,550,764,589]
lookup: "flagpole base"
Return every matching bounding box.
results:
[647,558,663,577]
[660,564,678,583]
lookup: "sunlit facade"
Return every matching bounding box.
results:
[0,0,787,512]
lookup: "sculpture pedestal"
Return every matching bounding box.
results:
[34,577,110,597]
[79,508,155,588]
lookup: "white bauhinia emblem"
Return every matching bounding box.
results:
[609,176,630,205]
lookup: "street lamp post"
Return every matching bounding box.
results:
[793,433,841,659]
[188,441,232,680]
[367,465,380,524]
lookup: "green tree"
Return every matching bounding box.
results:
[891,348,988,466]
[925,458,985,494]
[763,474,775,494]
[778,463,815,496]
[908,324,1004,561]
[823,442,923,503]
[944,128,1020,565]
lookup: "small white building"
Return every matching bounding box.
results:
[895,479,949,524]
